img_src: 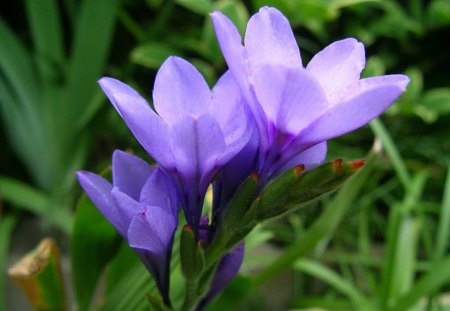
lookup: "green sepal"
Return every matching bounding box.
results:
[219,172,260,233]
[254,159,365,221]
[205,173,260,264]
[180,225,205,280]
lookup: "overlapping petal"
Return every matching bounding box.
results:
[153,57,211,124]
[212,6,409,181]
[99,57,252,232]
[99,78,174,169]
[245,7,301,71]
[77,151,179,302]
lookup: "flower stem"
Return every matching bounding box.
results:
[181,278,199,311]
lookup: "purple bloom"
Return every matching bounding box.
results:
[98,57,252,233]
[211,7,409,180]
[76,150,178,304]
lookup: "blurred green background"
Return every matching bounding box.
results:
[1,0,450,310]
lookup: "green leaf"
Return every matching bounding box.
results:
[101,243,155,311]
[0,177,71,233]
[0,214,18,311]
[25,0,65,83]
[388,255,450,311]
[131,42,181,69]
[293,259,375,310]
[66,0,119,130]
[71,193,121,311]
[176,0,214,15]
[8,239,66,311]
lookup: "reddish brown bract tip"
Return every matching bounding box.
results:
[294,165,305,177]
[332,159,344,173]
[250,171,259,182]
[182,224,193,232]
[349,160,366,171]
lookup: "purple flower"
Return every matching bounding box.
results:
[211,7,409,180]
[76,150,178,304]
[98,57,252,233]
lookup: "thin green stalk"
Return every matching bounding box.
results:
[0,214,18,311]
[435,163,450,261]
[181,278,200,311]
[370,118,411,191]
[251,150,376,288]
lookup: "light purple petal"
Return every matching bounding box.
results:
[210,12,251,99]
[108,91,173,169]
[140,168,179,215]
[127,206,177,254]
[252,65,328,135]
[170,115,226,181]
[153,56,211,125]
[245,7,302,72]
[198,243,245,308]
[76,171,123,235]
[277,141,327,174]
[211,71,254,165]
[294,74,409,149]
[112,150,153,201]
[306,38,365,103]
[111,187,144,236]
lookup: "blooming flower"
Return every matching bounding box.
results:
[98,57,252,233]
[76,150,178,304]
[211,7,409,181]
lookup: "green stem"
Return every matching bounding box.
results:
[181,278,200,311]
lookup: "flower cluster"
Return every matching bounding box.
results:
[77,6,408,310]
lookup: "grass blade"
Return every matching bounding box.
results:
[0,214,18,311]
[66,0,119,130]
[294,259,374,310]
[370,118,411,191]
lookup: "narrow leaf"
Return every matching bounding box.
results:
[71,193,120,311]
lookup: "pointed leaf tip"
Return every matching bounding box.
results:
[349,160,365,171]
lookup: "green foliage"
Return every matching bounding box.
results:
[71,193,121,311]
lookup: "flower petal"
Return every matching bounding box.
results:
[111,187,144,235]
[76,171,124,235]
[295,74,409,149]
[112,150,153,201]
[253,65,327,135]
[104,87,173,168]
[245,7,302,72]
[170,115,226,183]
[153,56,211,125]
[277,141,327,175]
[211,71,254,165]
[140,167,179,215]
[306,38,365,103]
[210,12,250,98]
[127,206,177,255]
